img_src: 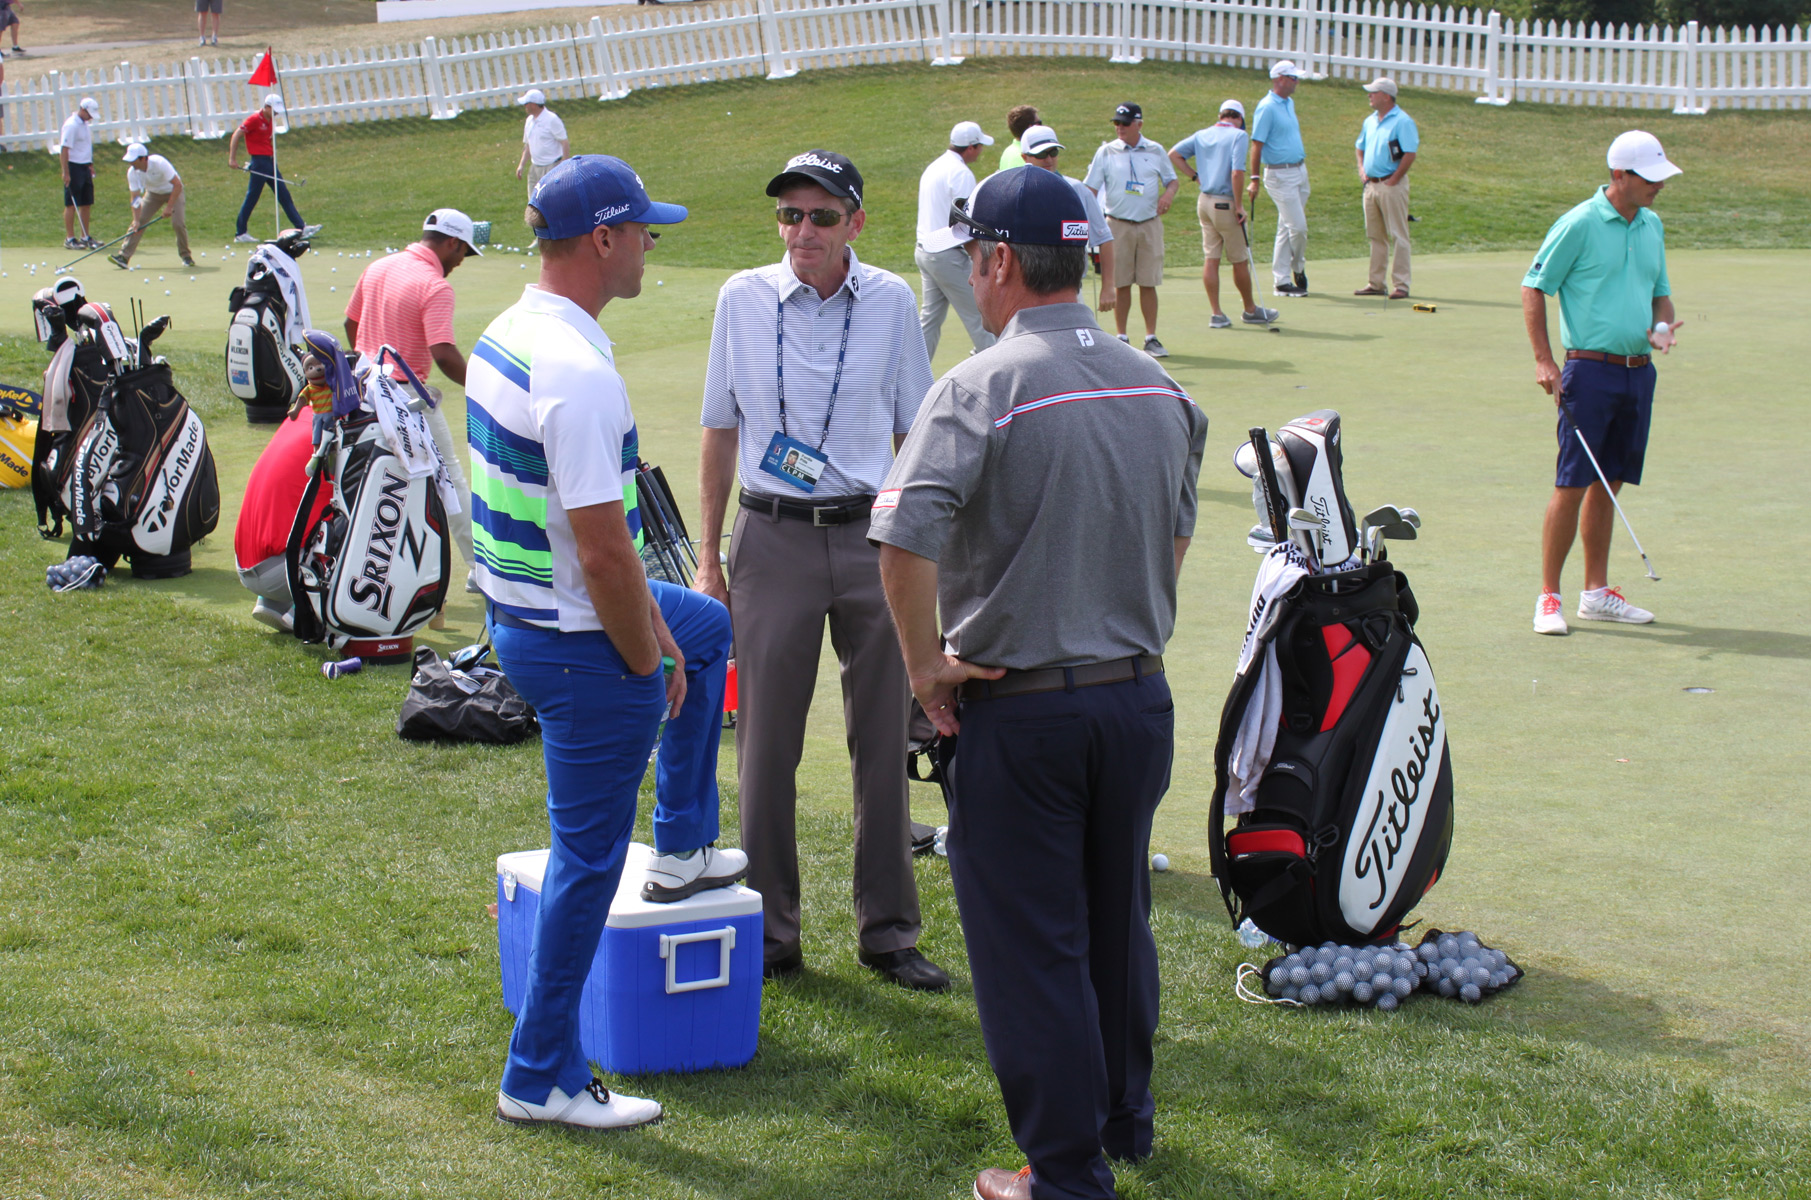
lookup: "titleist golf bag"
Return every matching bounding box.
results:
[225,231,311,423]
[1209,417,1453,947]
[285,356,450,646]
[63,359,221,578]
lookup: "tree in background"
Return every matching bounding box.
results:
[1496,0,1810,28]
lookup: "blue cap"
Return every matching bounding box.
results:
[528,154,688,240]
[949,166,1089,247]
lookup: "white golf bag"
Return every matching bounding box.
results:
[225,233,312,423]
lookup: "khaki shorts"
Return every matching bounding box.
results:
[1197,192,1251,264]
[1107,216,1164,288]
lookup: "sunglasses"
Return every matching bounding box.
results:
[1030,148,1060,159]
[776,206,848,227]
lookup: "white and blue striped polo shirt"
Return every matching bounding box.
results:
[466,285,640,631]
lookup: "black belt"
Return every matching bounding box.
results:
[490,606,547,632]
[739,490,875,526]
[959,655,1164,701]
[1366,176,1394,183]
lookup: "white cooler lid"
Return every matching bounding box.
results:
[496,843,760,929]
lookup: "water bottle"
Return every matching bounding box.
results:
[322,657,363,679]
[1236,918,1269,949]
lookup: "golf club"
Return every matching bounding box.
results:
[241,164,307,188]
[1247,427,1288,544]
[1398,507,1420,529]
[57,215,166,273]
[1247,524,1277,553]
[1555,395,1660,581]
[137,313,170,369]
[1287,506,1323,567]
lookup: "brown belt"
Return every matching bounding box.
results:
[1567,349,1651,368]
[959,655,1164,702]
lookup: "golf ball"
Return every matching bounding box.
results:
[1281,985,1299,1001]
[164,290,170,295]
[1352,960,1374,982]
[1310,962,1331,984]
[330,287,336,292]
[1299,984,1321,1005]
[1461,983,1482,1004]
[1268,967,1289,991]
[1333,971,1354,994]
[1372,973,1393,992]
[1393,977,1414,999]
[1438,978,1457,998]
[1288,966,1310,988]
[1376,991,1399,1012]
[657,280,665,286]
[190,276,196,281]
[1352,981,1374,1003]
[1151,853,1168,872]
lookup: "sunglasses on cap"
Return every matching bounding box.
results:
[776,206,848,227]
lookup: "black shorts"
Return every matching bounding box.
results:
[64,162,94,209]
[196,0,223,13]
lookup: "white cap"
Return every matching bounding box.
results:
[1607,130,1682,182]
[1269,60,1302,79]
[423,207,484,255]
[950,120,994,148]
[263,93,285,111]
[79,97,101,115]
[1020,125,1064,155]
[518,88,546,106]
[1218,98,1246,118]
[122,143,149,162]
[1363,76,1399,97]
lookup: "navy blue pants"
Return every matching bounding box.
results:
[236,154,306,236]
[493,580,731,1103]
[943,672,1174,1200]
[1556,357,1655,488]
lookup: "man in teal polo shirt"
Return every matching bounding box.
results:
[1522,130,1682,636]
[1248,60,1310,297]
[1351,76,1417,299]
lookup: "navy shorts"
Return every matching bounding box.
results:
[63,162,94,209]
[1555,356,1654,488]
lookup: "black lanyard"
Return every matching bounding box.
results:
[776,287,855,453]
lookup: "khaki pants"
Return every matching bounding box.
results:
[120,190,191,263]
[526,160,557,200]
[727,503,919,963]
[1196,192,1251,264]
[1107,216,1164,288]
[1362,178,1412,293]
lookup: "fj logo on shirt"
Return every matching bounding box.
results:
[1061,221,1089,241]
[1076,328,1094,347]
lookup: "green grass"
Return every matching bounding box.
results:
[1,55,1809,1200]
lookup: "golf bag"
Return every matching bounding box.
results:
[285,401,450,646]
[1238,410,1359,565]
[29,290,114,540]
[62,360,222,578]
[225,233,311,423]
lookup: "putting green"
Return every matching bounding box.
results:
[2,239,1806,1092]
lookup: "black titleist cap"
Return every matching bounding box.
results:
[1113,102,1143,124]
[766,150,864,209]
[949,166,1088,247]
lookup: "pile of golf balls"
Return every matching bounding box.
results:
[1261,929,1519,1011]
[1264,941,1425,1011]
[1417,929,1520,1003]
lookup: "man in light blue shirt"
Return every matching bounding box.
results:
[1084,101,1180,357]
[1352,77,1419,298]
[1521,131,1682,637]
[1248,60,1310,297]
[1170,100,1277,328]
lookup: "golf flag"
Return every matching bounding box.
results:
[248,49,278,89]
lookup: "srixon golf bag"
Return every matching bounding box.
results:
[1210,415,1453,948]
[225,232,311,423]
[63,360,221,578]
[285,389,450,649]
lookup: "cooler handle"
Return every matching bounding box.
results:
[659,926,737,994]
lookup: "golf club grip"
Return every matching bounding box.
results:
[1248,427,1287,542]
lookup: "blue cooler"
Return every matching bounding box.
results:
[496,843,762,1075]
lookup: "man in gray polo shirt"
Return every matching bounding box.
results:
[873,166,1206,1200]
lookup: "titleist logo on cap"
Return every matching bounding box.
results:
[596,203,633,223]
[1061,221,1089,241]
[787,152,842,173]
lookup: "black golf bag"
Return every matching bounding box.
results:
[1274,410,1358,566]
[286,409,450,646]
[225,233,311,423]
[63,361,221,578]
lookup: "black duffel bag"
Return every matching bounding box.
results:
[396,646,539,744]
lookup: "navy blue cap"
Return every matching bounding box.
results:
[949,166,1089,247]
[528,154,687,240]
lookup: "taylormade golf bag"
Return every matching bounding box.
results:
[1210,416,1452,948]
[63,359,221,578]
[285,358,450,645]
[225,232,311,423]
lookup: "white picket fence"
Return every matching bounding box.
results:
[3,0,1807,153]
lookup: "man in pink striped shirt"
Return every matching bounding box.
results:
[344,208,480,581]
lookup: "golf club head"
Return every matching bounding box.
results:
[1361,505,1402,530]
[448,643,492,672]
[1286,507,1320,533]
[1379,521,1417,541]
[1247,524,1277,552]
[1398,507,1421,529]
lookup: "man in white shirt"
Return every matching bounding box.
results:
[693,149,945,992]
[914,120,996,361]
[1018,124,1115,315]
[1084,102,1180,357]
[111,144,193,269]
[515,88,570,201]
[59,97,99,249]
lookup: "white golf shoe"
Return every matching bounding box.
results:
[496,1078,661,1130]
[1577,586,1654,624]
[1533,592,1568,636]
[642,845,749,903]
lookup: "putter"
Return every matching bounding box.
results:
[137,314,170,369]
[1555,396,1660,581]
[57,215,166,273]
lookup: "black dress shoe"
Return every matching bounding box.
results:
[764,949,804,980]
[1294,270,1309,293]
[859,946,950,992]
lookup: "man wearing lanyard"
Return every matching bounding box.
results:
[472,155,744,1130]
[1083,102,1179,358]
[1249,61,1310,297]
[693,150,943,990]
[1352,77,1418,300]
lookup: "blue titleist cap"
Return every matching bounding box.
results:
[528,154,688,240]
[949,166,1089,247]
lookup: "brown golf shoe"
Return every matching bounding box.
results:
[974,1166,1034,1200]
